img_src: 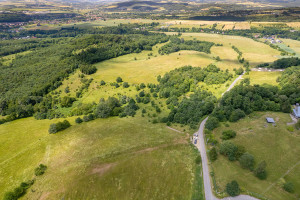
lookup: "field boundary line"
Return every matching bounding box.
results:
[262,160,300,194]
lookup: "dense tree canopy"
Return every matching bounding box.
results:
[158,37,214,55]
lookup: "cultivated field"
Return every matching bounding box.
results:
[211,112,300,200]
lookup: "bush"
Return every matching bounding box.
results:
[219,141,238,161]
[239,152,255,170]
[226,180,240,196]
[116,77,123,83]
[80,64,97,75]
[3,180,34,200]
[100,80,106,85]
[283,182,294,193]
[209,147,218,162]
[75,117,83,124]
[48,120,71,134]
[206,117,219,130]
[286,126,294,132]
[235,67,244,75]
[48,123,58,134]
[221,130,237,140]
[83,115,90,122]
[34,164,47,176]
[123,82,129,88]
[61,96,76,107]
[229,109,245,122]
[254,161,267,180]
[140,83,146,89]
[195,156,202,164]
[139,91,145,97]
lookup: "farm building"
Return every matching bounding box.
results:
[266,117,275,123]
[292,104,300,118]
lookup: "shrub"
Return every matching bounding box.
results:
[94,102,111,118]
[195,156,202,164]
[209,147,218,162]
[206,117,219,130]
[61,96,76,107]
[83,115,90,122]
[75,117,83,124]
[239,152,255,170]
[219,141,238,161]
[100,80,106,85]
[140,83,146,89]
[139,91,145,97]
[35,164,47,176]
[48,120,71,134]
[235,145,246,159]
[286,126,294,132]
[80,64,97,75]
[123,82,129,88]
[254,161,267,180]
[226,180,240,196]
[116,77,123,83]
[48,123,58,134]
[283,182,294,193]
[229,109,245,122]
[221,130,237,140]
[3,180,34,200]
[235,67,244,75]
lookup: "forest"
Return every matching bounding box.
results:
[158,37,215,55]
[0,26,169,122]
[257,57,300,69]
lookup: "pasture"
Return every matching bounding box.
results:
[211,112,300,200]
[177,32,281,67]
[0,115,202,199]
[246,71,282,86]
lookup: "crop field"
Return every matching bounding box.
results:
[0,115,202,199]
[177,32,281,66]
[211,112,300,200]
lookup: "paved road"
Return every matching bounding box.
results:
[194,72,260,200]
[222,73,245,96]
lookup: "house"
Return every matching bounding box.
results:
[292,104,300,118]
[266,117,275,123]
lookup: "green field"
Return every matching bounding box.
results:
[246,71,282,85]
[174,32,281,67]
[0,115,202,199]
[211,112,300,200]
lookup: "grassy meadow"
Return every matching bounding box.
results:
[0,115,202,199]
[177,32,281,67]
[246,71,282,86]
[211,112,300,200]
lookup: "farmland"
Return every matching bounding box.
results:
[0,1,300,199]
[211,112,300,200]
[0,115,202,199]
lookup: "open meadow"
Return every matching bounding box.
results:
[246,71,282,85]
[211,112,300,200]
[0,115,202,199]
[176,32,281,67]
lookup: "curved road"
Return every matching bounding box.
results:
[194,73,260,200]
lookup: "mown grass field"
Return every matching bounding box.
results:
[246,71,282,86]
[0,115,202,199]
[170,32,280,67]
[211,112,300,200]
